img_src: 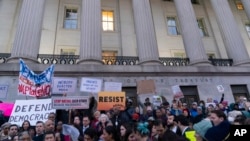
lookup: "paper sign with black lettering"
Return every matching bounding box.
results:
[97,91,125,110]
[172,85,184,99]
[52,77,77,94]
[9,99,55,126]
[80,78,102,93]
[230,125,250,140]
[51,96,89,109]
[0,85,8,98]
[104,82,122,92]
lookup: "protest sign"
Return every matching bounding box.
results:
[172,85,184,99]
[137,79,156,94]
[52,77,77,94]
[104,82,122,92]
[51,96,89,109]
[9,99,55,126]
[97,91,125,110]
[0,102,14,117]
[80,78,102,93]
[0,85,8,99]
[217,85,224,93]
[18,59,54,97]
[152,95,162,107]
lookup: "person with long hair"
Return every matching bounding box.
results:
[101,126,120,141]
[20,120,31,132]
[120,123,132,141]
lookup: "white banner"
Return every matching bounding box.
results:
[80,78,102,93]
[0,85,8,99]
[104,82,122,92]
[51,96,89,109]
[9,99,55,126]
[52,77,77,94]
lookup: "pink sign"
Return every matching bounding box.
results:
[0,103,14,117]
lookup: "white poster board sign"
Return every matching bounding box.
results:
[217,85,224,93]
[52,77,77,94]
[104,82,122,92]
[0,85,8,99]
[172,85,184,99]
[9,99,55,126]
[80,78,102,93]
[51,96,89,109]
[152,95,162,107]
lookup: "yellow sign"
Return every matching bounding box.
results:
[97,91,126,110]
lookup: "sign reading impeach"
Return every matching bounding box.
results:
[97,91,125,110]
[9,99,55,126]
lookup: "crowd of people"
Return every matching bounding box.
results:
[1,95,250,141]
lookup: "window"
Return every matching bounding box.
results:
[167,17,179,35]
[235,0,244,10]
[191,0,199,4]
[60,49,76,55]
[173,52,186,58]
[245,24,250,38]
[207,53,215,59]
[64,8,78,29]
[197,18,208,37]
[102,10,114,31]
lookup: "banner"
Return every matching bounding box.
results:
[9,99,55,126]
[52,77,77,94]
[51,96,89,109]
[0,85,8,99]
[97,91,125,110]
[18,59,54,97]
[137,79,156,94]
[104,82,122,92]
[80,78,102,93]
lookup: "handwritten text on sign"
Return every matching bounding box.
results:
[9,99,55,126]
[52,77,77,93]
[52,96,89,109]
[80,78,102,93]
[0,85,8,98]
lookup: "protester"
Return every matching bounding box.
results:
[204,110,230,141]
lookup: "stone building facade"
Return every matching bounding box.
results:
[0,0,250,105]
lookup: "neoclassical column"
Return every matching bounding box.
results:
[132,0,161,65]
[241,0,250,21]
[174,0,210,66]
[7,0,46,63]
[78,0,103,64]
[210,0,250,66]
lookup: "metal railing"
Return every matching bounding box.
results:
[0,53,233,66]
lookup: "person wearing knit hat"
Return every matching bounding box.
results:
[0,122,11,141]
[193,118,212,141]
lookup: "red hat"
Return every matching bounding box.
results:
[132,113,139,121]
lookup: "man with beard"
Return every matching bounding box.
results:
[167,114,182,136]
[154,119,180,141]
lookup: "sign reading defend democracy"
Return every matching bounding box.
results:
[97,91,126,110]
[52,77,77,94]
[9,99,55,126]
[51,96,89,109]
[80,78,102,93]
